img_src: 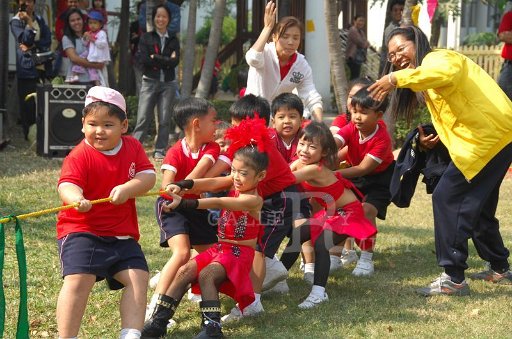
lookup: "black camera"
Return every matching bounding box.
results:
[19,3,27,12]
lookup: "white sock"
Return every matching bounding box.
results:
[304,263,315,274]
[254,293,261,303]
[360,251,373,261]
[120,328,141,339]
[311,285,325,297]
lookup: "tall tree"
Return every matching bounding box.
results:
[325,0,348,113]
[117,0,130,93]
[401,0,419,26]
[181,0,198,98]
[195,0,226,98]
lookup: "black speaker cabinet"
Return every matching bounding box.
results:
[36,84,89,158]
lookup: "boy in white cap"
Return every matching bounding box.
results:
[55,86,156,339]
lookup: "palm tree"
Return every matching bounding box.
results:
[195,0,226,98]
[401,0,419,26]
[324,0,348,113]
[181,0,198,98]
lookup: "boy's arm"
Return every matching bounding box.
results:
[167,176,233,195]
[110,172,156,205]
[204,158,231,178]
[185,157,216,180]
[337,156,380,178]
[58,183,92,212]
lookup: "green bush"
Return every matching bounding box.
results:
[196,17,236,46]
[394,106,432,146]
[125,95,139,133]
[462,32,499,46]
[212,99,233,122]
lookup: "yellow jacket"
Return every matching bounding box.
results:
[394,49,512,180]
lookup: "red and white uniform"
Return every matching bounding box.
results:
[269,128,299,164]
[193,191,263,311]
[161,139,220,198]
[334,120,394,173]
[300,172,377,250]
[57,136,155,240]
[499,11,512,61]
[330,114,349,131]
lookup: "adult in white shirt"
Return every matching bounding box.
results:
[245,1,323,122]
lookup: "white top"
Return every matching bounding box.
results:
[245,42,323,114]
[87,30,111,63]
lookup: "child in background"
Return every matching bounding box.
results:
[280,121,377,308]
[67,10,110,85]
[334,85,395,276]
[146,97,220,323]
[330,77,373,271]
[204,95,310,321]
[55,86,156,338]
[214,120,231,154]
[142,119,270,338]
[90,0,108,30]
[270,92,303,164]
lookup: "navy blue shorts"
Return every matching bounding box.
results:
[155,197,217,247]
[351,161,395,220]
[257,184,311,258]
[57,232,148,290]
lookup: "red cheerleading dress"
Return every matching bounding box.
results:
[193,191,263,312]
[300,172,377,250]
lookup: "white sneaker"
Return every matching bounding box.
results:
[262,280,289,295]
[298,292,329,309]
[329,256,342,272]
[221,300,264,323]
[340,250,359,267]
[262,257,288,291]
[187,289,202,303]
[303,272,314,285]
[149,271,160,289]
[352,259,374,276]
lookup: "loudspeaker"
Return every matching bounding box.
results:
[36,84,89,157]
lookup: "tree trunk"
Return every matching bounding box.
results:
[0,0,8,141]
[401,0,419,27]
[195,0,226,99]
[429,13,443,47]
[324,0,348,113]
[117,0,130,93]
[146,0,158,32]
[278,0,292,18]
[181,0,198,98]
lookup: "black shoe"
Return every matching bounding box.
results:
[141,294,179,338]
[194,300,224,339]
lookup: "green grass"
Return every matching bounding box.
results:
[1,138,512,338]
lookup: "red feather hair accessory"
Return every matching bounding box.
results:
[225,113,271,158]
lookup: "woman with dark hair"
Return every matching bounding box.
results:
[345,14,370,80]
[61,8,105,84]
[369,25,512,296]
[245,1,323,121]
[131,4,180,160]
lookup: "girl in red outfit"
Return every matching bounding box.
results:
[280,121,377,309]
[142,121,270,338]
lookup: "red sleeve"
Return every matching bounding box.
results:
[132,138,154,173]
[331,115,348,128]
[162,143,181,173]
[337,123,354,145]
[202,142,220,162]
[499,12,512,34]
[58,144,88,188]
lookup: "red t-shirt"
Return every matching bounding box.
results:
[56,136,155,240]
[269,128,299,164]
[499,11,512,61]
[280,53,298,80]
[331,114,349,130]
[219,130,296,198]
[161,139,220,197]
[335,120,394,173]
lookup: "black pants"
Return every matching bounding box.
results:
[17,77,38,140]
[432,143,512,281]
[346,59,362,80]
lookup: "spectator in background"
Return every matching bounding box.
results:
[90,0,108,30]
[138,0,180,35]
[78,0,89,15]
[498,4,512,100]
[10,0,52,140]
[132,4,180,160]
[130,1,143,95]
[61,8,104,85]
[379,0,404,75]
[345,14,370,80]
[55,0,80,43]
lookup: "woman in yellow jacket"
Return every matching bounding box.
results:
[369,26,512,296]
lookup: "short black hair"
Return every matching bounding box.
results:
[234,146,269,174]
[230,94,271,125]
[83,101,126,121]
[271,93,304,116]
[173,97,214,131]
[351,85,389,113]
[299,121,338,170]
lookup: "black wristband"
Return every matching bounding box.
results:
[175,198,199,210]
[175,179,194,190]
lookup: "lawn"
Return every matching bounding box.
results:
[1,138,512,338]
